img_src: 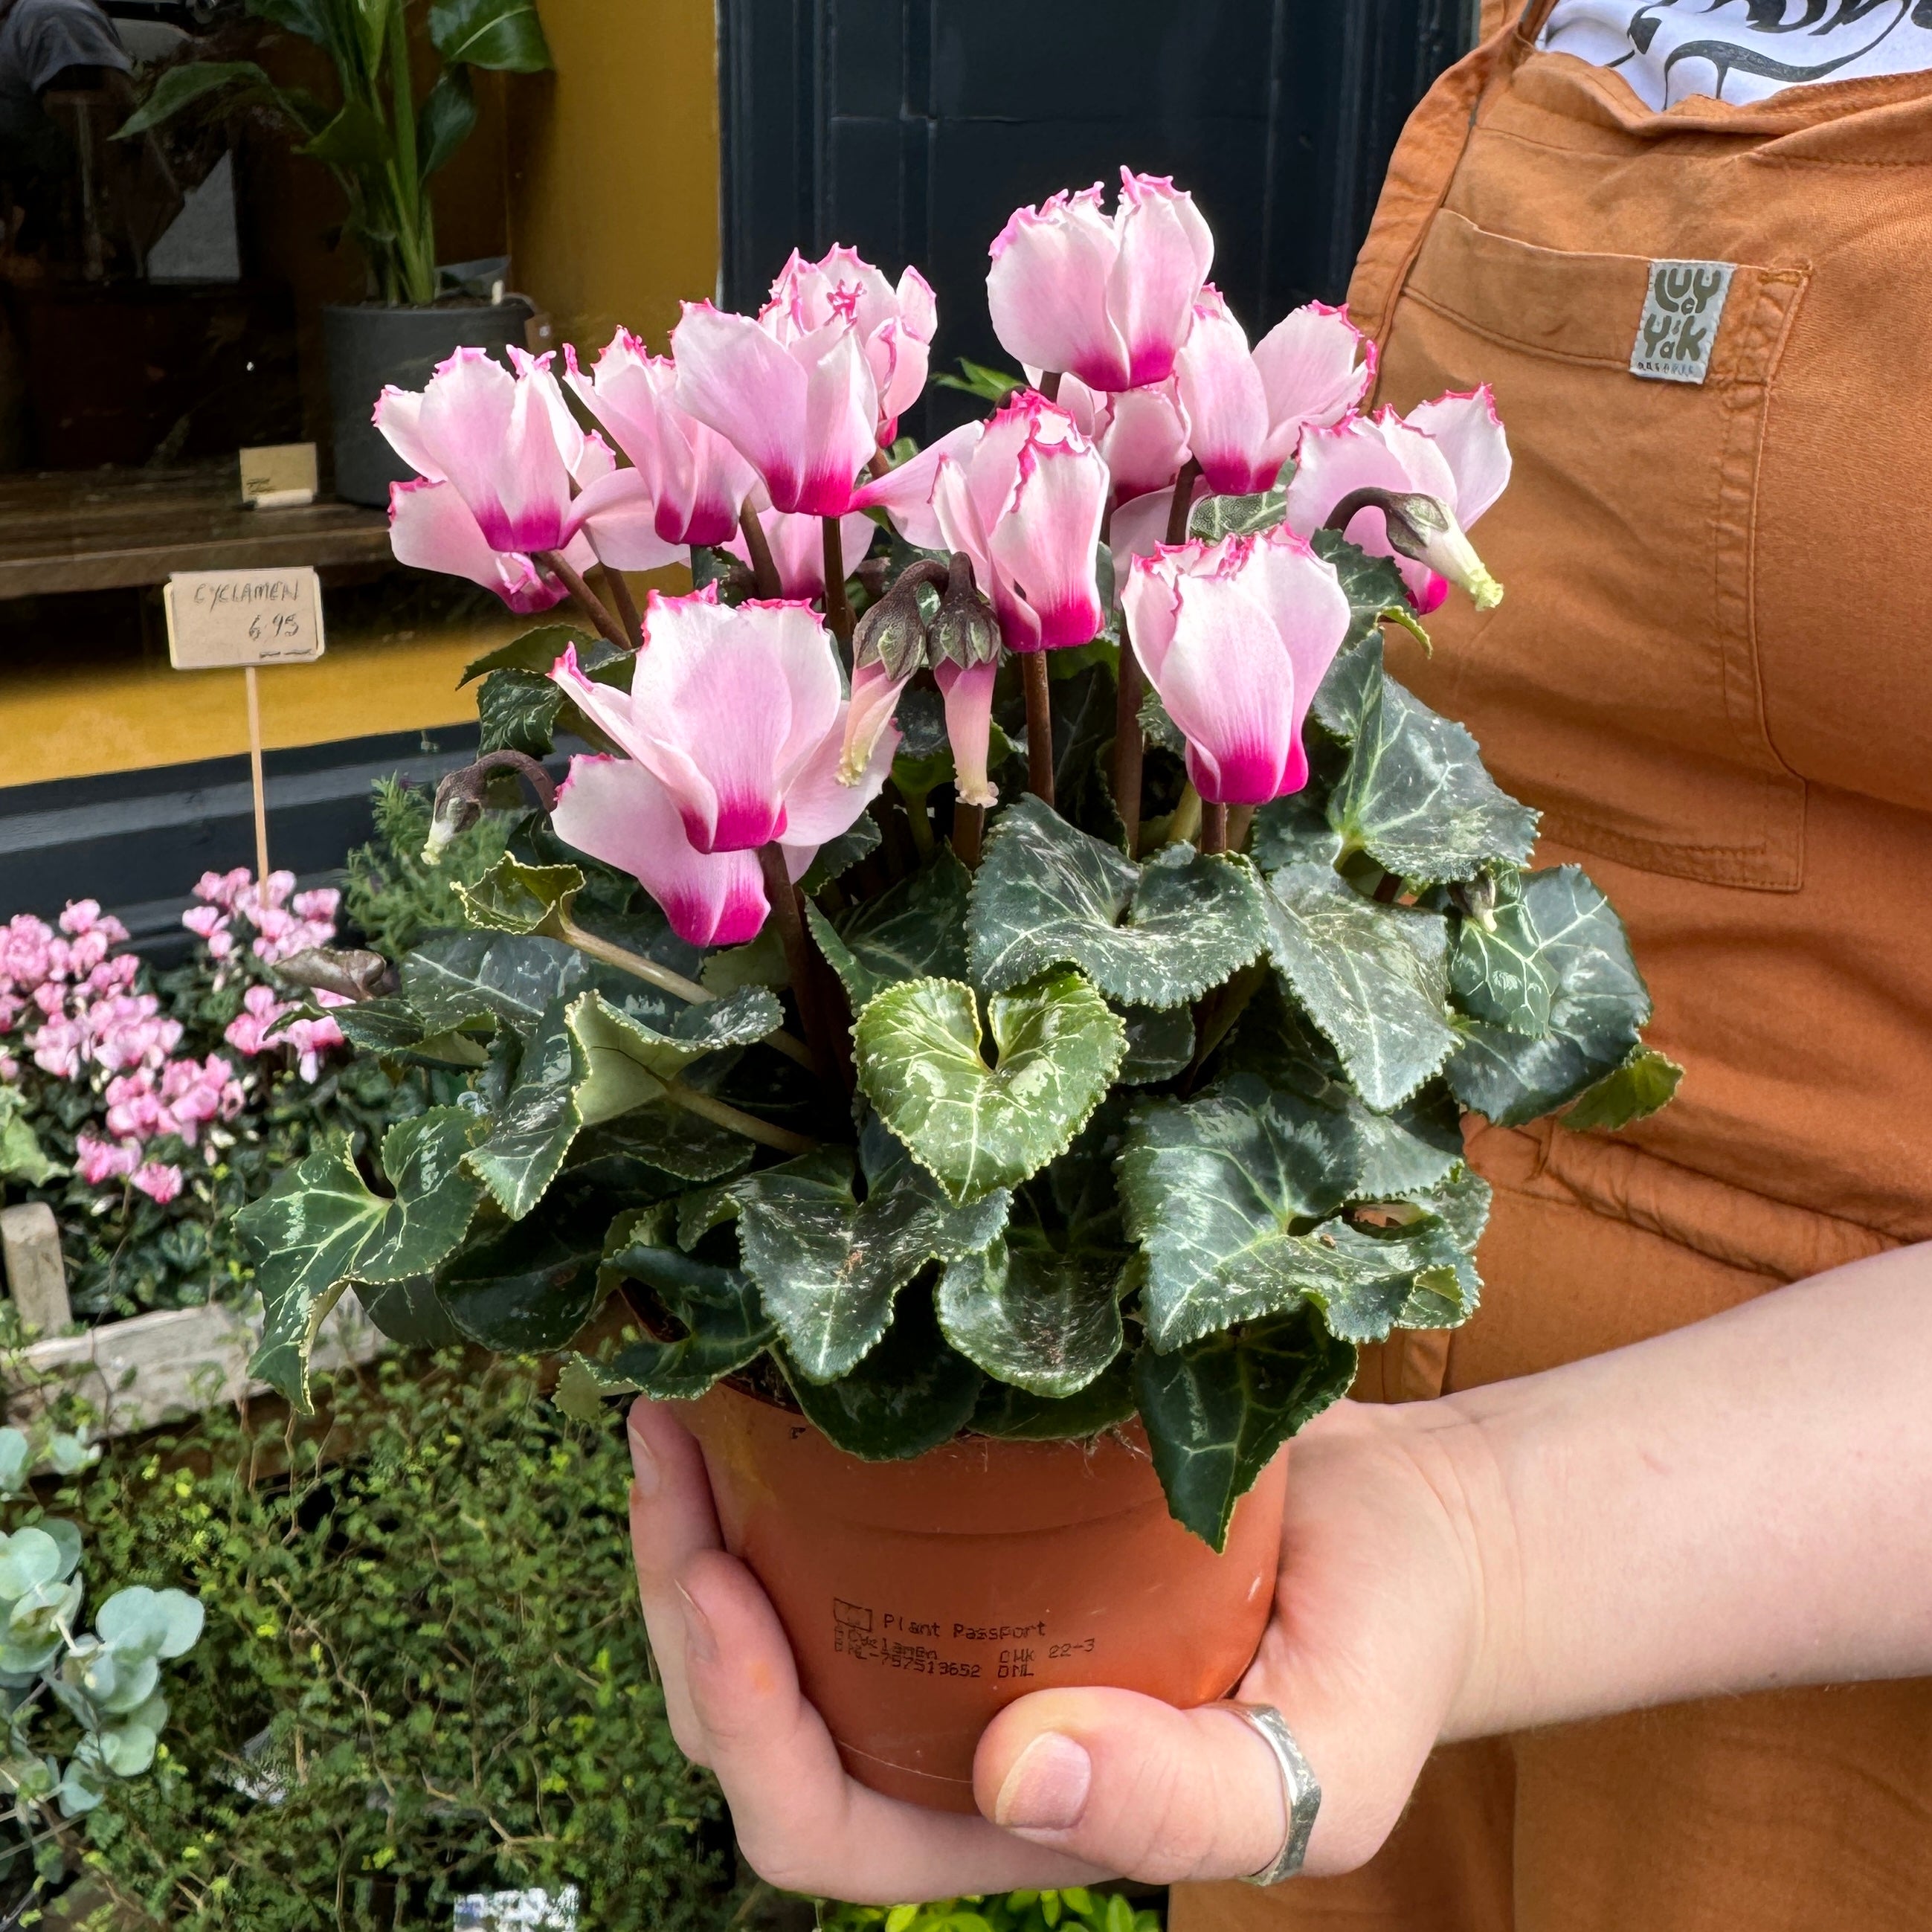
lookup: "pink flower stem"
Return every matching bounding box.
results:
[757,843,848,1095]
[1165,457,1202,546]
[532,550,631,654]
[737,504,782,599]
[1039,370,1063,403]
[599,565,644,650]
[1022,653,1055,808]
[1200,802,1229,856]
[822,517,855,660]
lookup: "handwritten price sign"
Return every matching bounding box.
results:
[164,567,327,669]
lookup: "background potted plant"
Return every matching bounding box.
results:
[118,0,554,506]
[235,176,1681,1814]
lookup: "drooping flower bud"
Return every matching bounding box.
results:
[838,561,944,785]
[1325,486,1504,613]
[931,554,1004,810]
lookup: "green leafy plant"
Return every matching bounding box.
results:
[0,1421,202,1923]
[821,1888,1161,1932]
[344,774,514,959]
[58,1354,730,1931]
[116,0,553,306]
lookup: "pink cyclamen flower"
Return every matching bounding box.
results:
[59,900,126,944]
[1121,525,1351,805]
[1054,376,1191,503]
[564,330,759,566]
[193,869,251,911]
[551,723,895,950]
[851,390,1108,654]
[225,985,288,1058]
[763,245,938,444]
[377,346,615,614]
[75,1133,138,1187]
[1174,292,1375,497]
[268,1014,344,1084]
[132,1162,184,1206]
[987,170,1214,393]
[670,268,889,518]
[551,588,871,853]
[1286,387,1511,614]
[0,916,54,992]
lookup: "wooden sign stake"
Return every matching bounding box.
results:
[243,665,269,880]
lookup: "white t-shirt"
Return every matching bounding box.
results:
[1541,1,1932,109]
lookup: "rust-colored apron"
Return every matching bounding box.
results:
[1176,4,1932,1928]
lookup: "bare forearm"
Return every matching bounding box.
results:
[1403,1242,1932,1740]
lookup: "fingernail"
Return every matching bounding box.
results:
[994,1731,1092,1832]
[628,1411,660,1498]
[676,1580,718,1664]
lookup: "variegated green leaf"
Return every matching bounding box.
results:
[1188,485,1289,542]
[1133,1308,1358,1549]
[936,1220,1124,1398]
[804,850,972,1012]
[684,1133,1008,1383]
[239,1109,483,1409]
[1327,648,1539,886]
[1118,1075,1359,1353]
[1447,867,1651,1127]
[968,796,1269,1009]
[854,970,1127,1205]
[1263,863,1457,1110]
[402,930,591,1037]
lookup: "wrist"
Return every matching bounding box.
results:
[1382,1395,1530,1745]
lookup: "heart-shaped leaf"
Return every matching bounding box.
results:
[1119,1075,1361,1352]
[686,1139,1008,1383]
[1220,976,1463,1200]
[1133,1307,1358,1550]
[1559,1045,1683,1134]
[1263,863,1457,1111]
[1310,529,1424,661]
[462,997,578,1218]
[1327,651,1539,887]
[779,1291,983,1461]
[403,930,592,1037]
[805,850,972,1012]
[937,1220,1124,1398]
[460,624,600,685]
[855,970,1127,1205]
[433,1190,607,1353]
[797,815,883,896]
[968,796,1269,1009]
[239,1109,485,1409]
[477,667,564,757]
[1446,867,1651,1127]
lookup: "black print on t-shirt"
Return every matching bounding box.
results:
[1588,0,1928,100]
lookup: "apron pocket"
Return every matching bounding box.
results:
[1379,209,1810,892]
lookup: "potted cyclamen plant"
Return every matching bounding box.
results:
[238,170,1679,1814]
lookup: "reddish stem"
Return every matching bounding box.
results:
[533,550,628,654]
[1200,802,1229,856]
[1022,652,1055,808]
[599,564,644,649]
[737,505,782,599]
[822,516,854,657]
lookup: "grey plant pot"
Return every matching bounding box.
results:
[323,299,534,508]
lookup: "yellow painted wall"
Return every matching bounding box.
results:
[506,0,721,355]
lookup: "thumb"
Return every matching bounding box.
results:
[973,1687,1289,1885]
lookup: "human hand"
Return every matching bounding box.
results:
[627,1394,1487,1904]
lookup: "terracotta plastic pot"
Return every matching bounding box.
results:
[685,1384,1287,1813]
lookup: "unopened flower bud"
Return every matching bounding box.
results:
[930,552,1003,671]
[1329,486,1504,612]
[851,571,933,683]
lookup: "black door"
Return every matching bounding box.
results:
[719,0,1478,438]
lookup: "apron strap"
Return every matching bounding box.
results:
[1347,0,1554,366]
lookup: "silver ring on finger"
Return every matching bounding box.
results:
[1214,1701,1321,1885]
